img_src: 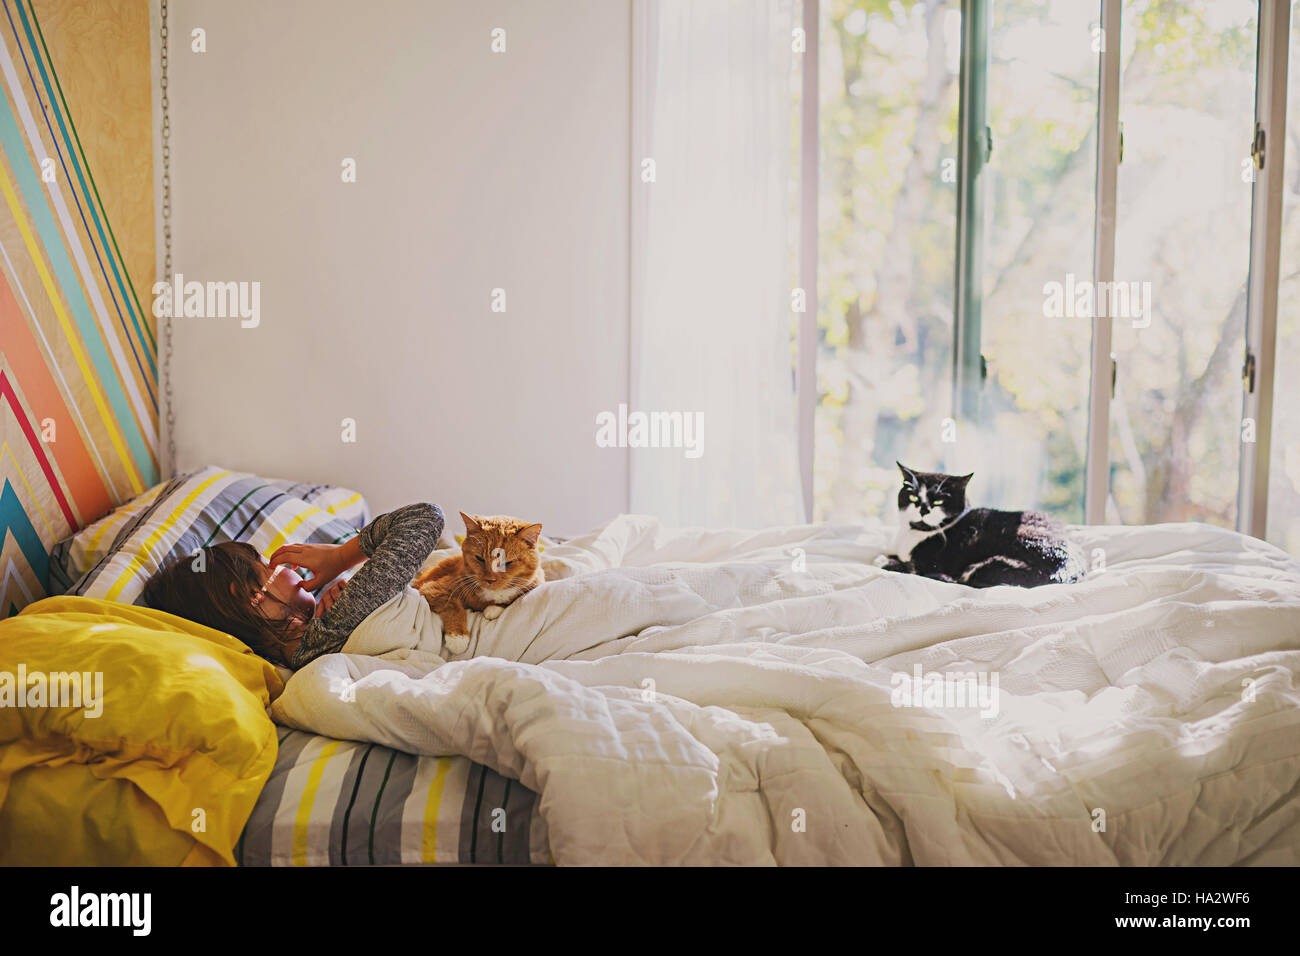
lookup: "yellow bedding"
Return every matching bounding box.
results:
[0,597,283,865]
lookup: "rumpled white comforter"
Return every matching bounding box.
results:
[270,515,1300,865]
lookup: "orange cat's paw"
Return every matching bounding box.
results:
[482,605,504,621]
[444,632,470,656]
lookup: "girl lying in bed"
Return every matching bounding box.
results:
[143,503,446,669]
[143,503,547,669]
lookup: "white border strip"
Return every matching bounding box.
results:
[1238,0,1291,539]
[1084,0,1121,525]
[797,0,819,523]
[150,0,173,478]
[627,0,654,516]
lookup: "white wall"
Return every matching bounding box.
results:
[164,0,630,536]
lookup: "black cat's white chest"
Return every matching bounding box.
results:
[892,522,938,560]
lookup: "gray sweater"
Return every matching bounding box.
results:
[288,502,444,669]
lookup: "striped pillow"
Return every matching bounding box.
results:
[51,466,369,606]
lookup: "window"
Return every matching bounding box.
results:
[1108,0,1258,526]
[814,0,960,524]
[971,0,1100,519]
[807,0,1297,552]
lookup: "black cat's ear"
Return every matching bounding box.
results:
[896,461,916,483]
[957,472,974,486]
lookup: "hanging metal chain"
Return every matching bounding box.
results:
[160,0,175,475]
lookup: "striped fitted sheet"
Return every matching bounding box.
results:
[237,729,551,866]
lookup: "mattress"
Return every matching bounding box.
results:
[237,728,551,865]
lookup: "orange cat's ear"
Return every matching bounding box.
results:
[460,512,482,533]
[518,523,543,546]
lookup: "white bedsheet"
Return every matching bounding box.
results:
[270,515,1300,865]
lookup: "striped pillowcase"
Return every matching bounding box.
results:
[51,466,370,606]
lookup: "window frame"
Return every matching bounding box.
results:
[1239,0,1292,538]
[797,0,1295,532]
[1086,0,1121,524]
[953,0,990,424]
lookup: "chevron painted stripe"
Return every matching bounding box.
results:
[0,2,155,614]
[15,0,154,380]
[0,246,114,514]
[1,557,37,616]
[0,478,47,600]
[0,369,75,528]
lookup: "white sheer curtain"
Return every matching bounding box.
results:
[630,0,804,528]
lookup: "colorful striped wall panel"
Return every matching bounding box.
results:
[0,0,155,614]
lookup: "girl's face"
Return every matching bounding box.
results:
[251,561,318,625]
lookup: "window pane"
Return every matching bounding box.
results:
[1107,0,1258,526]
[970,0,1100,521]
[1266,1,1300,555]
[815,0,961,523]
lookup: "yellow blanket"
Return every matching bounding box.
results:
[0,597,284,865]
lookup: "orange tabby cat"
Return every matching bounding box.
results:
[413,512,544,654]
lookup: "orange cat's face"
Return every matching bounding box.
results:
[459,512,543,591]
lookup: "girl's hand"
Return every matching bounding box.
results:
[269,542,348,591]
[315,579,347,616]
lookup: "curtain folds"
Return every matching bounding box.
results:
[630,0,804,528]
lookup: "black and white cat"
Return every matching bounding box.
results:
[873,463,1086,588]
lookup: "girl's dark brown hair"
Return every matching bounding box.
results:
[142,541,302,665]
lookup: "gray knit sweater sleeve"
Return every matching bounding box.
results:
[288,502,444,669]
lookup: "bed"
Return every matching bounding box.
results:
[6,466,1300,866]
[271,513,1300,865]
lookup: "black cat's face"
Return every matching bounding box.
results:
[896,463,972,531]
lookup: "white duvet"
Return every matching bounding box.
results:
[270,515,1300,865]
